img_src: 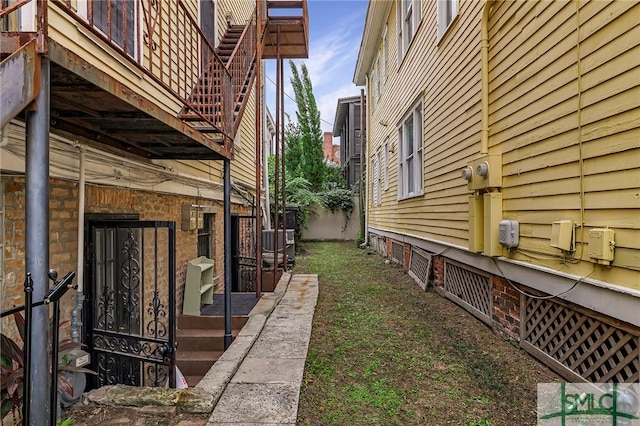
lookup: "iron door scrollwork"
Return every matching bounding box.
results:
[88,221,176,388]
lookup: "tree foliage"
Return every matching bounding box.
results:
[268,61,354,235]
[288,61,325,191]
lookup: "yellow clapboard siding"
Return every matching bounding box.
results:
[364,0,639,287]
[582,109,640,143]
[489,1,574,93]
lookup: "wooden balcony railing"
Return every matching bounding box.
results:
[48,0,234,138]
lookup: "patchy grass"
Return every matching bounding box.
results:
[294,241,560,426]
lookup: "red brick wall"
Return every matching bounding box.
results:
[432,256,445,290]
[491,275,521,341]
[403,243,410,269]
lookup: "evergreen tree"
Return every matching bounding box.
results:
[288,61,325,191]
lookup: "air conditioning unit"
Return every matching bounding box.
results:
[262,229,295,264]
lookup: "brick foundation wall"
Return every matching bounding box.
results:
[491,276,521,341]
[403,243,410,269]
[433,255,445,290]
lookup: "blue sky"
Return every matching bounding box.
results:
[264,0,368,136]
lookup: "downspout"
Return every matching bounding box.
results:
[362,78,370,247]
[480,0,493,155]
[359,88,367,247]
[70,143,85,343]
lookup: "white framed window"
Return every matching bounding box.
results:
[375,53,381,100]
[371,157,377,207]
[397,102,423,199]
[384,139,390,191]
[438,0,458,38]
[376,149,382,205]
[397,0,422,62]
[370,70,376,112]
[383,24,389,81]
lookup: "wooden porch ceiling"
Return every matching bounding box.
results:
[46,43,228,161]
[262,1,309,59]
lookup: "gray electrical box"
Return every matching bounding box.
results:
[498,220,519,249]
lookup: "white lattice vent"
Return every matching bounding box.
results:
[522,296,639,383]
[444,260,492,323]
[391,241,403,264]
[409,247,432,291]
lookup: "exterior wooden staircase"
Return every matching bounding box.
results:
[176,314,249,386]
[179,19,257,143]
[0,39,40,128]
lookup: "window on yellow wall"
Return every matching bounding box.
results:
[383,24,389,81]
[384,139,390,191]
[376,53,381,100]
[438,0,458,38]
[397,0,422,63]
[377,148,382,205]
[371,157,377,207]
[398,102,423,200]
[370,70,376,112]
[91,0,137,58]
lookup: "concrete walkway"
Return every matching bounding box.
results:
[197,273,319,426]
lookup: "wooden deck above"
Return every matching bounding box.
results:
[261,0,309,59]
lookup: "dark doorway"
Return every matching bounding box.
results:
[231,215,256,292]
[84,220,176,388]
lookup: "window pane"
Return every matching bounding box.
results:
[406,119,414,157]
[415,108,422,149]
[407,157,414,193]
[93,0,135,56]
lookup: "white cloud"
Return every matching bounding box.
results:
[263,3,366,134]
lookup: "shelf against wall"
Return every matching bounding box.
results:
[182,256,214,316]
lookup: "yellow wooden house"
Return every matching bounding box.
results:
[355,0,638,383]
[0,0,308,418]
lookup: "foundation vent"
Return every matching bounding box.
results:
[409,248,432,291]
[444,260,491,323]
[391,241,404,264]
[522,296,639,383]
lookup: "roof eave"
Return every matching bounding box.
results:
[353,1,392,86]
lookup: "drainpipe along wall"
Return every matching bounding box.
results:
[70,143,85,343]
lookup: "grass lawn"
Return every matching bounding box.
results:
[294,241,560,426]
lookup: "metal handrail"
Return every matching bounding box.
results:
[226,10,257,132]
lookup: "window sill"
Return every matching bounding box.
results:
[437,14,459,47]
[398,190,424,202]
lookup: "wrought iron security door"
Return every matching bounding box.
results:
[87,221,176,388]
[231,215,257,292]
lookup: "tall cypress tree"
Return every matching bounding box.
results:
[288,61,325,192]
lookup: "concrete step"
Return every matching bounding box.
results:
[178,314,248,330]
[177,328,240,351]
[176,350,223,376]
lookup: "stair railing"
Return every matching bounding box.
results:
[1,0,47,52]
[226,10,257,131]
